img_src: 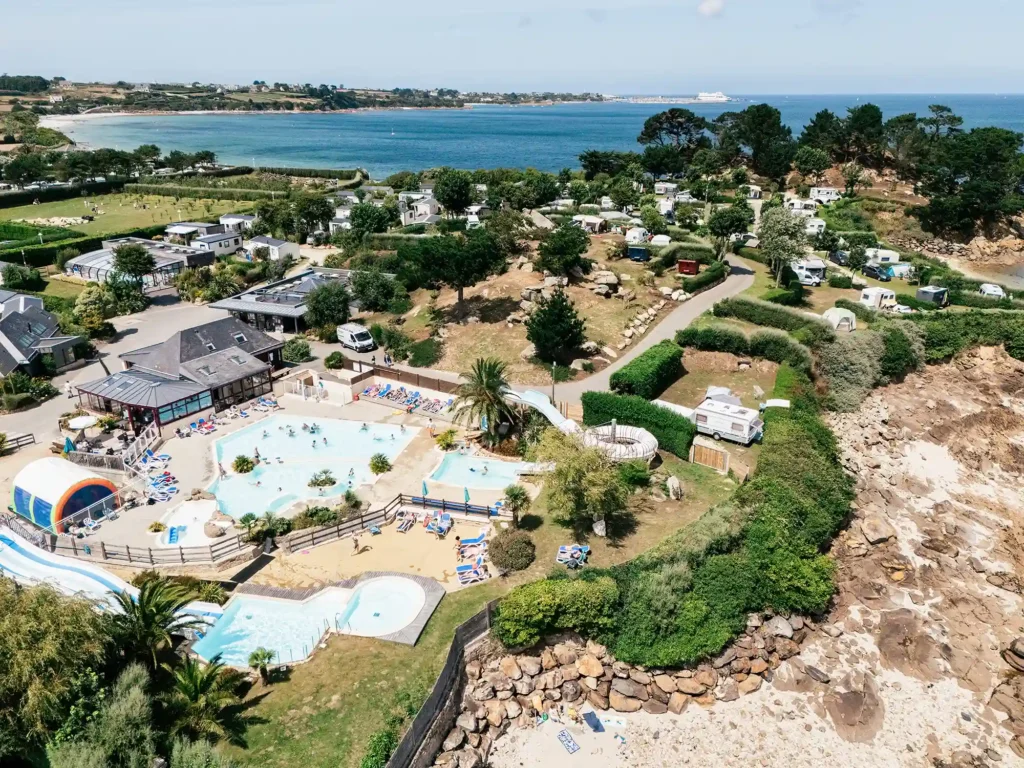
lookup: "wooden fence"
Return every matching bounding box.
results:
[49,531,255,566]
[689,436,730,474]
[343,360,459,395]
[3,432,35,452]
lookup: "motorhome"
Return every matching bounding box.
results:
[810,187,842,205]
[979,283,1007,299]
[692,399,764,445]
[790,258,827,284]
[859,286,897,310]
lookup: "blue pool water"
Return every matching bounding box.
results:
[192,577,426,666]
[210,415,417,519]
[429,453,529,491]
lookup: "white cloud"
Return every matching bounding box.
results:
[697,0,725,16]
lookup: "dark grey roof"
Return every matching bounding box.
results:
[76,370,208,409]
[119,317,281,376]
[249,236,288,247]
[0,305,61,375]
[210,268,393,318]
[193,232,238,244]
[180,348,269,388]
[221,213,255,221]
[0,289,19,304]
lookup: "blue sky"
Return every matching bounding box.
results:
[8,0,1024,93]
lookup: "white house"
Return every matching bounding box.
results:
[786,199,819,218]
[332,206,352,222]
[859,286,897,310]
[48,94,64,104]
[675,191,699,204]
[804,218,827,236]
[191,232,243,256]
[398,191,430,203]
[625,227,649,244]
[600,196,616,211]
[400,197,441,226]
[810,187,842,205]
[219,213,256,234]
[165,221,224,243]
[654,181,679,196]
[246,236,299,262]
[466,203,490,220]
[746,184,762,200]
[328,218,351,235]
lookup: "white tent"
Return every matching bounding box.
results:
[625,227,649,244]
[822,307,857,332]
[650,234,671,247]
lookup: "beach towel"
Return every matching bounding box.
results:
[557,730,580,755]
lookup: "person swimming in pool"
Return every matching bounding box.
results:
[312,440,317,449]
[400,424,406,433]
[360,423,369,431]
[323,437,327,446]
[482,465,489,475]
[312,422,320,432]
[390,434,395,441]
[348,468,355,478]
[262,430,269,438]
[288,428,296,437]
[302,423,309,431]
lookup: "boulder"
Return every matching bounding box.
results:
[629,669,652,685]
[570,358,588,371]
[600,346,618,360]
[609,690,643,713]
[1010,638,1024,659]
[520,344,536,361]
[456,713,480,733]
[861,515,896,544]
[643,700,668,715]
[580,340,601,355]
[470,681,494,701]
[612,661,631,678]
[521,286,543,302]
[675,678,707,696]
[485,672,513,692]
[593,284,612,297]
[738,674,763,695]
[544,276,569,288]
[667,692,691,715]
[588,690,609,710]
[648,683,670,704]
[544,689,562,701]
[716,679,739,702]
[775,638,800,659]
[806,666,831,684]
[763,616,794,638]
[499,657,522,681]
[519,656,542,676]
[484,700,506,728]
[749,659,769,676]
[561,680,583,702]
[713,648,737,669]
[611,678,649,701]
[535,669,563,690]
[659,286,673,296]
[577,654,604,678]
[203,522,225,539]
[443,728,466,752]
[513,677,534,696]
[667,476,683,500]
[594,272,619,286]
[457,748,483,768]
[559,664,580,682]
[541,649,557,670]
[653,674,677,694]
[694,668,718,689]
[504,699,522,719]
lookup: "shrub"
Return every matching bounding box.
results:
[878,321,924,381]
[609,340,683,400]
[817,331,885,411]
[489,529,537,572]
[369,453,391,474]
[827,274,853,289]
[407,337,442,367]
[493,575,619,649]
[324,351,345,369]
[581,391,696,457]
[895,293,939,311]
[359,724,400,768]
[675,325,749,356]
[525,289,586,364]
[681,260,728,294]
[834,297,876,323]
[281,338,312,363]
[232,455,255,473]
[147,522,166,533]
[747,329,814,372]
[906,309,1024,362]
[617,460,651,488]
[713,296,835,347]
[2,392,35,411]
[435,429,457,451]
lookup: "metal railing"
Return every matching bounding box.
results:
[122,421,161,469]
[386,602,497,768]
[50,531,254,566]
[2,432,35,452]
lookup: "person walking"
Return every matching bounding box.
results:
[352,535,360,555]
[65,381,73,399]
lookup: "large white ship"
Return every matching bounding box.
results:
[613,92,733,105]
[695,91,730,103]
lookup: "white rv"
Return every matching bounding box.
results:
[692,399,764,445]
[859,286,897,310]
[979,283,1007,299]
[810,187,842,205]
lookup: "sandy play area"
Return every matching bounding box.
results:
[249,517,497,591]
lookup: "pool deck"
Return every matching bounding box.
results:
[233,570,446,646]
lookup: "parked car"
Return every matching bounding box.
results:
[828,251,849,266]
[862,264,891,282]
[337,323,376,353]
[979,283,1007,299]
[890,304,914,314]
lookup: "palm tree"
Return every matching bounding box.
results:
[163,655,245,745]
[248,647,276,686]
[109,578,206,669]
[453,357,516,443]
[503,484,530,528]
[238,513,258,538]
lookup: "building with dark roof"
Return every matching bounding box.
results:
[210,266,391,333]
[0,290,82,377]
[65,238,215,290]
[75,317,282,430]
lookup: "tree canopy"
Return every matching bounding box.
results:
[424,229,505,303]
[536,222,590,276]
[432,167,474,215]
[525,288,587,363]
[304,281,352,328]
[112,243,156,281]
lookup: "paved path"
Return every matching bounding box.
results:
[554,257,755,404]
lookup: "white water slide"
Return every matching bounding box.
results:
[506,389,658,463]
[0,526,222,618]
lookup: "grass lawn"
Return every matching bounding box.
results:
[40,278,85,299]
[223,457,737,768]
[0,194,252,236]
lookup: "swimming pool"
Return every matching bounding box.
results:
[429,453,531,490]
[192,576,427,666]
[209,416,417,519]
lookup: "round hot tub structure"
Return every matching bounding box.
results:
[581,422,658,464]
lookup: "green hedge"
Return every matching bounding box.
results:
[736,246,767,265]
[0,223,171,268]
[712,296,836,347]
[0,180,126,209]
[682,261,728,294]
[895,293,940,311]
[363,233,427,251]
[833,297,876,323]
[493,575,619,649]
[675,324,813,372]
[608,340,683,400]
[827,274,853,289]
[581,390,696,457]
[124,183,280,201]
[907,309,1024,362]
[258,166,360,180]
[948,291,1024,310]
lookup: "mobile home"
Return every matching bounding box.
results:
[859,286,897,310]
[692,399,764,445]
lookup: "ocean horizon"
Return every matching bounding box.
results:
[57,94,1024,177]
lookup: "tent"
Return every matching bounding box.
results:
[11,458,118,531]
[822,307,857,333]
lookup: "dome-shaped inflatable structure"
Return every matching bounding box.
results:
[11,458,118,531]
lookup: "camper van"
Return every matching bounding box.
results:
[810,187,842,205]
[337,323,376,353]
[979,283,1007,299]
[692,399,764,445]
[859,286,897,310]
[790,258,827,285]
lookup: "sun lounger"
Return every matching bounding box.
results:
[83,518,99,531]
[458,530,487,549]
[239,410,249,418]
[397,516,415,533]
[556,545,590,567]
[146,448,171,463]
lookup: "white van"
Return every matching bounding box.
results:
[979,283,1006,299]
[337,323,376,352]
[693,399,764,445]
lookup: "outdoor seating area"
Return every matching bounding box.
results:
[359,382,454,416]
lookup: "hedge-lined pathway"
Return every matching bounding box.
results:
[555,257,755,404]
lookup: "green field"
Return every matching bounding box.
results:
[0,194,252,236]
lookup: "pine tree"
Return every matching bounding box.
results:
[525,288,586,364]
